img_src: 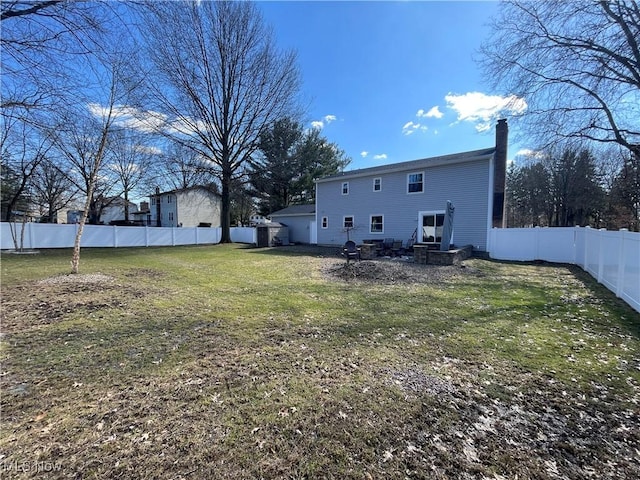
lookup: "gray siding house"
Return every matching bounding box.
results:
[150,186,222,228]
[269,204,315,244]
[314,119,508,252]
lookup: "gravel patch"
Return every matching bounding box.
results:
[37,273,115,285]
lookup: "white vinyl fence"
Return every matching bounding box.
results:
[0,223,258,250]
[489,227,640,313]
[3,223,638,313]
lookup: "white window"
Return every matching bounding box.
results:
[151,198,156,205]
[168,212,174,222]
[370,215,384,234]
[343,216,354,229]
[167,195,173,203]
[373,177,382,192]
[342,182,349,195]
[321,216,328,229]
[407,172,424,193]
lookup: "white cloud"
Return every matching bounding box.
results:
[373,153,387,160]
[360,151,368,158]
[444,92,527,132]
[475,122,492,133]
[310,114,337,131]
[417,106,443,119]
[134,145,163,155]
[516,148,547,161]
[402,121,425,136]
[87,103,171,133]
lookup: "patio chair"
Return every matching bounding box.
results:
[371,239,384,256]
[342,240,361,264]
[406,238,415,253]
[391,240,404,256]
[382,238,394,256]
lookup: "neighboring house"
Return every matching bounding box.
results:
[269,204,315,244]
[101,197,138,225]
[249,214,271,226]
[131,201,151,226]
[149,186,222,228]
[314,119,508,252]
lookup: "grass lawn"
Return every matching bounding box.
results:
[1,244,639,479]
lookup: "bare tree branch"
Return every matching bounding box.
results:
[480,0,640,153]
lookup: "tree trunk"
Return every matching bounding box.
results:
[220,168,232,243]
[71,189,94,274]
[124,190,130,222]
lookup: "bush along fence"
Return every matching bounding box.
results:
[490,226,640,314]
[0,223,258,250]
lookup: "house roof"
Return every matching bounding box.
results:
[316,147,496,183]
[151,185,221,197]
[269,204,315,217]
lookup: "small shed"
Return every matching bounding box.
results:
[256,222,289,247]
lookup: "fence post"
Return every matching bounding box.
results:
[597,228,606,283]
[28,222,35,249]
[113,226,118,248]
[195,227,199,245]
[616,229,627,298]
[172,227,176,246]
[145,225,149,247]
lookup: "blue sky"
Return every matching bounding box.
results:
[259,1,527,170]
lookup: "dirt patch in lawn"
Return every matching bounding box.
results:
[2,273,149,333]
[323,258,480,284]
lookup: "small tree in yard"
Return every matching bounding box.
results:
[53,61,132,273]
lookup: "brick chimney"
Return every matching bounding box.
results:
[492,119,508,228]
[155,186,162,227]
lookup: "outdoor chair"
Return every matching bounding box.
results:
[342,240,361,264]
[391,240,404,256]
[371,239,384,256]
[406,238,415,253]
[382,238,395,256]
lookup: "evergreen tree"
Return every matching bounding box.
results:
[250,119,350,215]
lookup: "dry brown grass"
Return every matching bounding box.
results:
[1,245,638,479]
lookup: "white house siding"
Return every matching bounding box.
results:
[315,157,491,250]
[175,189,221,228]
[101,200,138,224]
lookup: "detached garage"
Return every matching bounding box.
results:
[268,205,315,244]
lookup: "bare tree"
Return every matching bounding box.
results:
[105,127,156,221]
[31,158,78,223]
[156,142,211,192]
[1,1,118,115]
[480,0,640,156]
[134,1,300,242]
[0,109,51,222]
[52,59,133,273]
